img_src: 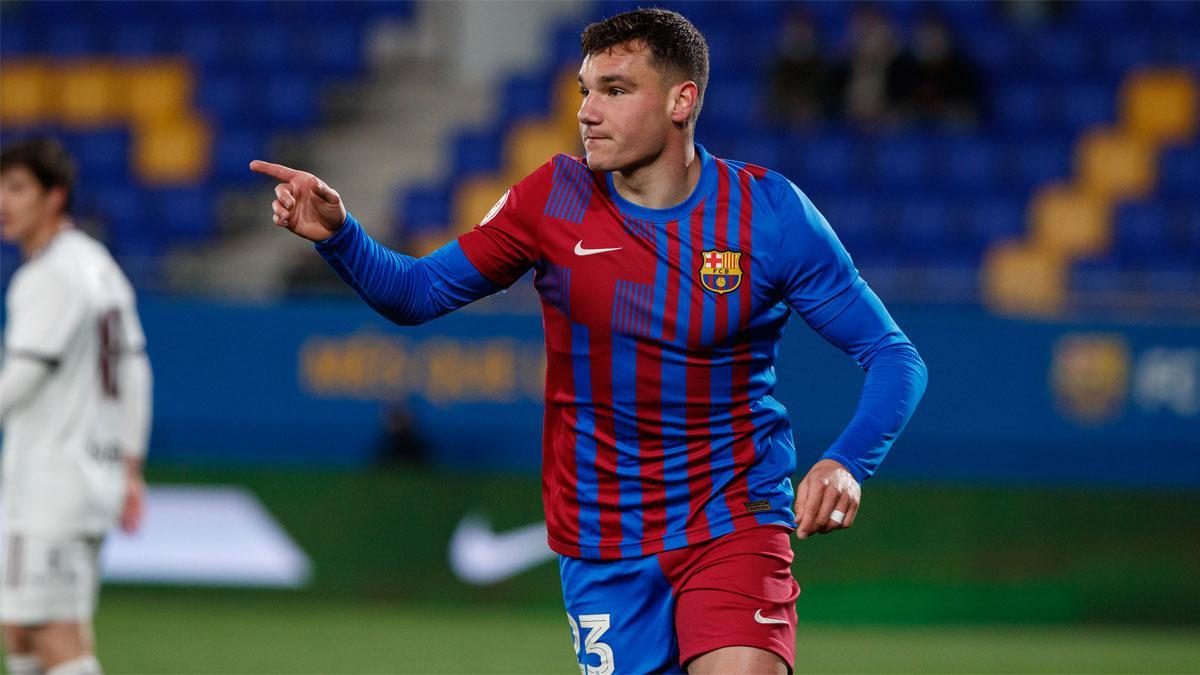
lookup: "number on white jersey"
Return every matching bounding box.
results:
[97,308,121,399]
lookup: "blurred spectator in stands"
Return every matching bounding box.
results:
[375,403,429,468]
[766,11,834,129]
[999,0,1072,29]
[831,4,907,129]
[891,11,984,127]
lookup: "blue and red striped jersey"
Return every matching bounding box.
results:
[456,144,902,559]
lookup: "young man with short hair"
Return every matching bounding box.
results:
[0,138,153,675]
[252,9,926,673]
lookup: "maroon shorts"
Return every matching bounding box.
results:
[660,524,800,669]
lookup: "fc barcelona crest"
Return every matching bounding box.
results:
[699,250,742,294]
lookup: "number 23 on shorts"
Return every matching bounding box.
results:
[568,613,614,675]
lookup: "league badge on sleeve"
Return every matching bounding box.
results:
[700,250,742,294]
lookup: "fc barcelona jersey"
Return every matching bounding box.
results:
[456,144,878,560]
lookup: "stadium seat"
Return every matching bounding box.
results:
[305,23,364,76]
[1030,184,1110,257]
[963,196,1025,253]
[994,81,1053,132]
[154,186,213,240]
[132,115,212,184]
[212,128,266,183]
[1157,146,1200,199]
[1075,129,1155,201]
[894,198,951,255]
[454,175,513,234]
[72,128,132,183]
[0,61,52,126]
[401,185,453,233]
[871,137,932,190]
[936,137,1001,193]
[1030,31,1089,77]
[1113,203,1170,263]
[451,130,504,179]
[57,62,124,127]
[124,60,194,126]
[111,22,162,57]
[1008,138,1072,190]
[46,20,98,57]
[1058,82,1114,131]
[1121,70,1198,145]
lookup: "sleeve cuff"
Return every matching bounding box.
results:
[314,212,360,253]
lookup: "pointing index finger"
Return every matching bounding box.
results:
[249,160,299,182]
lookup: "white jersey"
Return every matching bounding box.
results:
[1,228,146,535]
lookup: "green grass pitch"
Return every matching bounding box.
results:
[94,589,1199,674]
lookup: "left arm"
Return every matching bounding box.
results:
[768,179,927,538]
[117,349,152,533]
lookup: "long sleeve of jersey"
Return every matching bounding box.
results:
[770,180,928,483]
[315,213,501,325]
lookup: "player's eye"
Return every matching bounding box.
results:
[609,88,625,96]
[579,87,589,97]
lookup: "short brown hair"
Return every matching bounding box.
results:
[580,8,710,125]
[1,137,76,210]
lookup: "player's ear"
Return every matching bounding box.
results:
[670,81,698,127]
[46,185,69,215]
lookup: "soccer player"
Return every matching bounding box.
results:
[0,139,153,675]
[252,9,926,673]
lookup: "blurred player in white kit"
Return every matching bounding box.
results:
[0,139,152,675]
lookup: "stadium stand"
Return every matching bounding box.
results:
[395,0,1197,314]
[0,0,415,286]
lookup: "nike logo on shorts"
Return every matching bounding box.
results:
[574,241,622,256]
[754,609,789,625]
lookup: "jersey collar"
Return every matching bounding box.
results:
[603,143,716,223]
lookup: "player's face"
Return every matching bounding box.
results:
[577,43,683,173]
[0,166,56,245]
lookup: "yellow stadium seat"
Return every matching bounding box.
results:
[123,60,193,125]
[454,175,513,233]
[1075,128,1156,200]
[56,61,123,127]
[982,242,1067,316]
[0,60,52,126]
[133,116,211,184]
[1121,70,1198,144]
[1030,183,1111,258]
[409,230,455,257]
[505,120,580,183]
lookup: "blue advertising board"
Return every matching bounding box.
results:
[128,296,1200,486]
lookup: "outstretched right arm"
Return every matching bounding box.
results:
[315,214,501,325]
[251,159,541,325]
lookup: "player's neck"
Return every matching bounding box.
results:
[611,139,700,211]
[20,217,67,260]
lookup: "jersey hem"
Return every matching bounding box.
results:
[547,512,795,560]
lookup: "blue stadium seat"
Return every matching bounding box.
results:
[894,198,951,255]
[402,185,453,233]
[451,130,504,178]
[1069,257,1125,294]
[260,75,318,128]
[111,22,162,57]
[936,137,1001,193]
[196,74,255,126]
[963,196,1025,250]
[1030,31,1090,77]
[212,129,266,183]
[1007,138,1072,190]
[1105,34,1156,75]
[1158,146,1200,200]
[1057,82,1114,131]
[305,23,364,76]
[71,129,131,184]
[180,24,229,72]
[501,73,553,127]
[795,136,858,191]
[993,81,1054,132]
[814,194,878,251]
[871,137,931,190]
[46,20,98,57]
[244,25,292,74]
[1113,202,1170,263]
[153,187,213,241]
[1,20,33,56]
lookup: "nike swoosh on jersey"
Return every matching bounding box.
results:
[574,241,622,256]
[449,514,554,585]
[754,609,790,625]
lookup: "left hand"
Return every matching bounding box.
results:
[121,473,146,534]
[793,459,861,539]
